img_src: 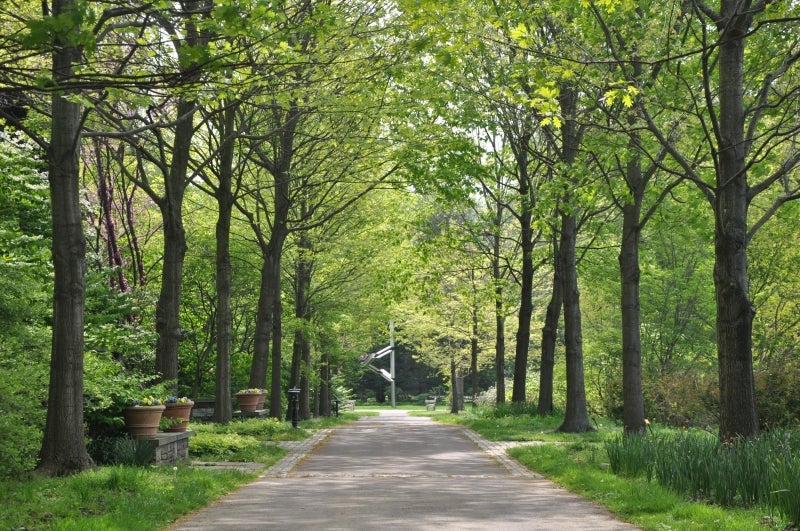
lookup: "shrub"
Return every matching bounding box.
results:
[473,387,496,407]
[189,432,263,459]
[0,340,47,478]
[755,359,800,429]
[644,369,718,428]
[217,418,288,438]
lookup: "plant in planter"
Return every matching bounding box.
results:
[123,396,165,439]
[236,388,266,412]
[162,396,194,432]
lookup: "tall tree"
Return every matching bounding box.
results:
[152,0,211,384]
[37,0,94,475]
[583,1,685,433]
[639,0,800,440]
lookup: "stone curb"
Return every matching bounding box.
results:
[260,428,333,477]
[461,428,543,478]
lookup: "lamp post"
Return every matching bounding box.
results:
[287,387,300,428]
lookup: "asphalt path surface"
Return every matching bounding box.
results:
[171,410,637,530]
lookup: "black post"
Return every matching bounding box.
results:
[288,387,300,428]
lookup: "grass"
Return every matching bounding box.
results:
[0,412,360,530]
[437,408,792,530]
[1,464,255,530]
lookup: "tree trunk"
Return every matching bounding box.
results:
[250,259,272,390]
[450,356,460,414]
[154,97,194,385]
[619,158,645,434]
[714,0,759,440]
[538,234,561,416]
[289,329,303,397]
[250,104,296,419]
[291,227,312,419]
[320,351,331,417]
[154,0,209,386]
[470,286,479,401]
[301,336,311,420]
[512,134,534,403]
[558,211,593,432]
[250,248,285,418]
[557,85,593,433]
[37,0,94,476]
[492,205,506,404]
[213,105,235,424]
[93,140,129,293]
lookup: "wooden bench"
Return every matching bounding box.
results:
[425,398,437,411]
[343,400,356,411]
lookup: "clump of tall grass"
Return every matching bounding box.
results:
[604,428,800,525]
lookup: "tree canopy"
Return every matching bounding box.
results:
[0,0,798,475]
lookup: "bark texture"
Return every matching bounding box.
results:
[511,133,534,403]
[714,0,759,440]
[538,234,561,416]
[213,105,235,424]
[37,0,94,476]
[557,85,593,433]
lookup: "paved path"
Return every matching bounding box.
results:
[171,410,637,530]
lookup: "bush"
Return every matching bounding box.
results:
[473,387,496,407]
[644,369,718,428]
[0,338,48,478]
[189,432,263,460]
[215,418,288,438]
[755,359,800,429]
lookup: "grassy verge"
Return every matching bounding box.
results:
[0,413,359,530]
[437,410,790,530]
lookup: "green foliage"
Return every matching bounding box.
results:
[0,402,43,478]
[188,431,264,460]
[755,359,800,429]
[605,433,656,481]
[604,430,800,524]
[644,369,719,428]
[473,401,541,418]
[0,132,50,478]
[20,0,98,53]
[212,417,288,438]
[83,350,174,438]
[510,443,778,529]
[0,464,258,531]
[188,419,296,462]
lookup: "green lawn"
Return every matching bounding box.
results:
[0,413,360,531]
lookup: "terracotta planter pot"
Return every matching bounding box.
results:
[256,392,267,410]
[236,392,265,413]
[163,401,194,432]
[124,405,165,439]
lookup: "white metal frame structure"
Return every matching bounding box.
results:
[360,321,396,407]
